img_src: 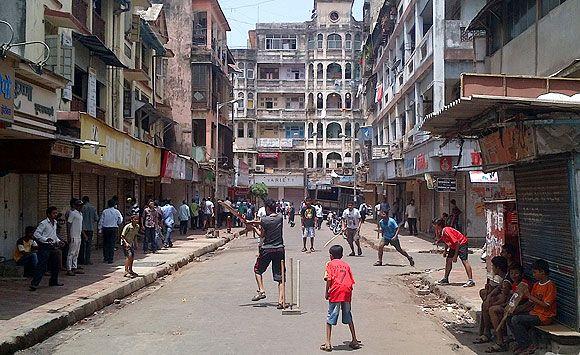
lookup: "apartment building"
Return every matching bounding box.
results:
[232,0,365,205]
[0,0,198,258]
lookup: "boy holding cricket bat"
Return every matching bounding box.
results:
[320,245,360,352]
[121,215,140,278]
[433,220,475,287]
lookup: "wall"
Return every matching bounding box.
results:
[0,0,26,55]
[0,174,21,259]
[498,26,536,75]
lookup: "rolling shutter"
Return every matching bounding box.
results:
[81,173,99,210]
[49,174,72,239]
[284,188,304,206]
[38,174,48,222]
[515,157,577,329]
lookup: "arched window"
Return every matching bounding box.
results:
[236,122,244,138]
[327,63,342,80]
[354,122,360,137]
[308,34,315,49]
[326,152,342,168]
[345,63,352,80]
[326,93,342,109]
[317,34,323,49]
[237,92,245,108]
[308,122,314,137]
[316,152,323,168]
[316,122,323,138]
[308,63,314,78]
[316,63,323,79]
[345,93,352,109]
[355,152,360,164]
[354,33,362,50]
[345,34,352,50]
[247,92,255,109]
[238,62,245,78]
[326,122,342,139]
[327,34,342,49]
[308,152,314,168]
[307,93,315,110]
[345,122,352,137]
[354,64,361,79]
[317,93,324,109]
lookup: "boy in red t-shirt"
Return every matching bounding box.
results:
[433,220,475,287]
[321,245,360,352]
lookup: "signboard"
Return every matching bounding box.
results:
[14,80,56,122]
[51,141,75,158]
[436,178,457,192]
[79,113,161,176]
[161,150,187,181]
[372,146,389,159]
[87,68,97,117]
[416,153,428,170]
[257,138,279,148]
[0,57,15,125]
[469,171,499,183]
[479,127,535,165]
[358,126,373,141]
[237,160,249,186]
[440,157,453,172]
[280,138,293,148]
[252,173,304,187]
[258,152,279,159]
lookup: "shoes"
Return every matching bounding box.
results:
[66,270,75,276]
[409,257,415,267]
[438,278,450,285]
[348,252,356,257]
[29,285,37,291]
[463,279,476,287]
[357,248,362,256]
[49,282,64,287]
[73,268,85,274]
[251,290,266,301]
[301,247,307,252]
[373,261,382,266]
[310,247,315,252]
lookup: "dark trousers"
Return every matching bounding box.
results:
[32,245,60,286]
[143,227,157,252]
[191,216,199,230]
[17,253,38,277]
[79,230,93,264]
[180,220,189,235]
[407,218,418,235]
[509,314,541,348]
[102,227,117,263]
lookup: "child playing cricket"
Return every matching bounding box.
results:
[121,215,140,278]
[321,245,360,352]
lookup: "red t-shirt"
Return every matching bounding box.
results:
[324,259,355,302]
[441,227,468,249]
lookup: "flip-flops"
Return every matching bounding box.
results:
[320,344,332,352]
[348,341,361,350]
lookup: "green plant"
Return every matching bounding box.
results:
[250,182,269,202]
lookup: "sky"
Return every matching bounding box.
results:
[220,0,365,48]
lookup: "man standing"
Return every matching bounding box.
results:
[250,198,286,309]
[374,211,414,267]
[379,196,390,216]
[189,199,199,230]
[179,200,191,235]
[80,196,98,265]
[342,202,363,256]
[30,207,65,291]
[203,198,215,230]
[405,199,418,235]
[449,199,462,232]
[141,200,159,253]
[433,219,475,287]
[315,202,324,230]
[99,199,123,264]
[358,202,369,223]
[66,199,84,276]
[161,199,178,247]
[300,198,317,252]
[14,226,38,277]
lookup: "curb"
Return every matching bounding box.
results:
[420,273,480,320]
[0,230,244,354]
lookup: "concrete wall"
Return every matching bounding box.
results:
[497,26,536,76]
[0,0,26,56]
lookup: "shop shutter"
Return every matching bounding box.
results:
[49,174,72,239]
[72,172,81,198]
[38,174,48,222]
[81,173,99,210]
[284,188,304,207]
[105,176,119,207]
[515,157,577,329]
[267,188,279,200]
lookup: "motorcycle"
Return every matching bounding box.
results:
[328,215,343,236]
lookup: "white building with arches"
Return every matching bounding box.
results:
[232,0,365,203]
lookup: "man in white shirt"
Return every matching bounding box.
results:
[314,203,323,230]
[66,199,84,276]
[203,198,215,230]
[99,199,123,263]
[178,200,191,235]
[342,201,362,256]
[405,199,418,235]
[31,206,65,290]
[257,205,267,219]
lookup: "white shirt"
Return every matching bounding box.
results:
[67,209,83,239]
[99,207,123,229]
[204,200,214,215]
[179,204,191,221]
[34,218,61,244]
[406,204,417,219]
[257,206,267,218]
[315,205,323,218]
[342,208,361,230]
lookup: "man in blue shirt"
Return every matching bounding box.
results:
[161,199,178,248]
[374,211,414,267]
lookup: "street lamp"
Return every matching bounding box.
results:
[215,98,243,200]
[339,132,357,204]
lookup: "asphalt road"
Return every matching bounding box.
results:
[23,221,476,355]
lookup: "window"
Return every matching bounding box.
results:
[345,93,352,109]
[238,62,245,78]
[541,0,565,17]
[247,93,255,109]
[259,96,277,109]
[354,33,362,50]
[329,11,339,22]
[308,34,315,49]
[237,123,244,138]
[248,123,254,138]
[237,92,245,108]
[317,34,323,49]
[193,11,208,46]
[285,126,304,138]
[327,34,342,49]
[285,96,304,109]
[259,67,279,79]
[326,93,342,109]
[317,93,323,109]
[345,63,352,79]
[506,0,536,42]
[345,34,352,49]
[265,34,297,50]
[316,63,323,79]
[327,63,342,80]
[247,68,254,79]
[345,122,352,137]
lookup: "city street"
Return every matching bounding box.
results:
[23,222,477,355]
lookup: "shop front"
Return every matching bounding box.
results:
[251,173,305,206]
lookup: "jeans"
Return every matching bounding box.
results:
[67,237,81,270]
[79,230,93,264]
[407,218,418,235]
[143,227,157,252]
[164,224,174,247]
[102,227,117,263]
[509,314,541,348]
[191,215,199,230]
[180,220,189,235]
[32,245,60,287]
[17,253,38,277]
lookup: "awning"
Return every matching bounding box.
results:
[73,33,126,68]
[467,0,502,31]
[135,101,174,125]
[422,95,580,136]
[44,6,90,34]
[140,21,166,55]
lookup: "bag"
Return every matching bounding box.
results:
[404,221,409,229]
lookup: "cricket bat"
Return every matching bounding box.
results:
[218,200,260,235]
[323,233,343,248]
[496,283,525,332]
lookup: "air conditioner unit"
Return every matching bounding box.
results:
[254,164,265,172]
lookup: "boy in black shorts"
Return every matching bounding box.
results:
[251,198,286,309]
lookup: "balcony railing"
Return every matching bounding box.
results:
[256,137,306,150]
[256,108,307,120]
[403,27,433,83]
[92,12,106,43]
[256,79,305,92]
[71,95,86,112]
[72,0,89,28]
[445,20,473,50]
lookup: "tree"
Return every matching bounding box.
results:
[250,182,268,202]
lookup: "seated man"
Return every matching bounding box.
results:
[14,226,39,277]
[474,256,509,345]
[509,259,557,355]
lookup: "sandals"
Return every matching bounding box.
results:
[320,344,332,352]
[373,261,382,266]
[349,341,361,350]
[473,335,491,344]
[301,247,307,252]
[310,247,315,252]
[276,303,288,310]
[251,290,266,301]
[485,344,507,353]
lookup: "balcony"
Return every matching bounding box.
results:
[256,79,305,93]
[257,51,306,64]
[256,138,306,151]
[71,95,86,113]
[445,20,475,52]
[257,108,307,121]
[92,12,106,43]
[72,0,89,29]
[403,27,433,84]
[234,138,256,150]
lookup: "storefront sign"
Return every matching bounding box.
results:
[236,160,250,186]
[338,175,355,183]
[258,152,279,159]
[161,150,187,181]
[257,138,279,148]
[79,113,161,176]
[416,153,428,170]
[479,127,535,165]
[0,58,15,125]
[280,138,293,148]
[252,173,304,187]
[51,141,75,158]
[87,68,97,118]
[14,80,56,121]
[372,146,389,159]
[440,157,453,172]
[358,126,373,141]
[436,177,457,192]
[469,171,498,183]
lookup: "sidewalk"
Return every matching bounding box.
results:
[359,221,486,319]
[0,227,246,353]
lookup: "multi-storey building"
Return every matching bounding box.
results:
[361,0,486,242]
[233,0,365,205]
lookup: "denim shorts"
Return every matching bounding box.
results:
[303,227,316,238]
[327,302,352,326]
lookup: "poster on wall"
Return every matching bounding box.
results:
[469,171,499,183]
[87,68,97,118]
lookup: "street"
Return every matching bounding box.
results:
[23,222,476,355]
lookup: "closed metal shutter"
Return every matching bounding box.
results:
[284,188,304,207]
[268,188,279,200]
[38,174,48,222]
[515,157,577,329]
[105,176,119,207]
[81,173,99,210]
[49,174,72,239]
[72,172,81,198]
